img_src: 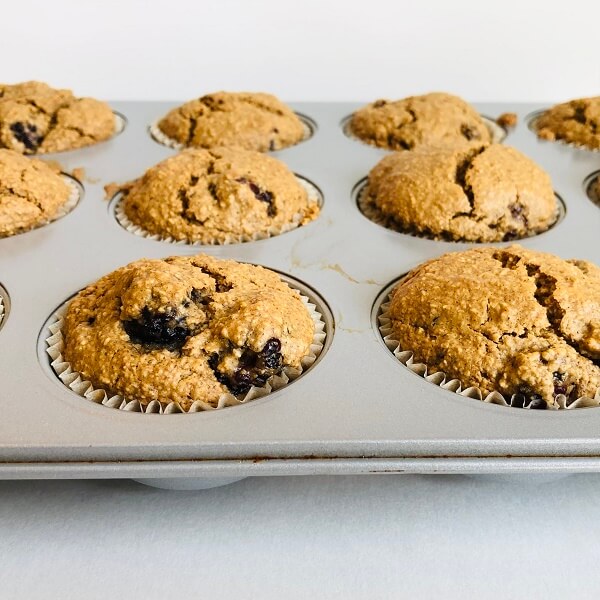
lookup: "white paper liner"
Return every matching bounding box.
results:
[0,295,4,329]
[342,114,506,146]
[355,179,563,242]
[528,111,600,153]
[45,290,327,414]
[149,116,313,151]
[113,111,126,135]
[377,292,600,411]
[112,175,322,246]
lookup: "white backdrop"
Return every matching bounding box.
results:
[2,0,599,102]
[2,2,600,598]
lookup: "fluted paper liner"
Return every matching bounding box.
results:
[378,294,600,410]
[45,291,326,414]
[356,179,563,242]
[149,117,313,151]
[529,111,600,153]
[112,175,322,246]
[0,295,4,328]
[342,114,506,146]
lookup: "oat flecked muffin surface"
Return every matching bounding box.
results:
[363,144,558,242]
[0,81,115,154]
[157,92,306,152]
[116,147,319,243]
[389,246,600,408]
[62,254,315,409]
[0,149,72,237]
[349,92,492,151]
[535,97,600,150]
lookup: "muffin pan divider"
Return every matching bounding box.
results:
[1,102,600,488]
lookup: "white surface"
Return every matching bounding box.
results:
[2,475,600,599]
[1,0,599,102]
[2,2,600,597]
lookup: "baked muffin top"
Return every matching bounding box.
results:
[156,91,306,152]
[388,246,600,408]
[0,81,115,154]
[62,254,315,409]
[349,92,492,151]
[0,148,72,237]
[116,147,319,244]
[535,97,600,150]
[363,144,558,242]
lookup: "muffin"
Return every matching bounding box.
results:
[61,254,316,409]
[0,81,115,154]
[362,144,558,242]
[535,97,600,150]
[156,91,306,152]
[114,147,319,244]
[0,149,73,237]
[349,92,492,151]
[388,246,600,408]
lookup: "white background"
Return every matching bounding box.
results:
[2,1,600,598]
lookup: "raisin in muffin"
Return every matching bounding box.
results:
[362,144,558,242]
[349,92,492,151]
[61,254,315,409]
[114,147,319,244]
[0,149,73,237]
[0,81,115,154]
[388,246,600,408]
[156,92,305,152]
[535,97,600,150]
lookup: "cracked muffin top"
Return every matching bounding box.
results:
[362,144,558,242]
[115,147,319,244]
[349,92,492,151]
[156,91,306,152]
[62,254,315,409]
[535,97,600,150]
[0,81,115,154]
[0,148,72,237]
[389,246,600,408]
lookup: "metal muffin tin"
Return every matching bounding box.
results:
[1,102,600,489]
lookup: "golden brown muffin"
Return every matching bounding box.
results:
[388,246,600,408]
[362,144,558,242]
[156,91,306,152]
[0,149,73,237]
[62,254,316,409]
[114,147,319,244]
[0,81,115,154]
[535,97,600,150]
[349,92,492,150]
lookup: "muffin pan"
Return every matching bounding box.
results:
[1,102,600,489]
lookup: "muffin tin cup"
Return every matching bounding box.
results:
[110,175,323,246]
[341,113,507,148]
[148,114,315,151]
[44,290,327,414]
[376,287,600,411]
[527,110,600,153]
[354,177,566,243]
